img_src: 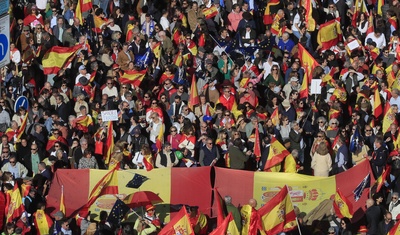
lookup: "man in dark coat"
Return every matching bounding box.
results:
[366,198,382,235]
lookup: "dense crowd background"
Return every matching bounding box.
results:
[5,0,400,233]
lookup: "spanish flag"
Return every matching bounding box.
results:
[376,167,390,192]
[159,207,194,235]
[299,68,309,99]
[333,189,353,218]
[352,0,368,27]
[60,185,66,214]
[210,213,240,235]
[298,44,319,81]
[284,154,297,173]
[258,186,297,235]
[270,108,279,126]
[79,0,92,12]
[93,15,107,32]
[253,124,261,159]
[214,188,227,226]
[105,121,114,165]
[366,10,374,35]
[264,137,291,171]
[383,102,397,132]
[388,220,400,235]
[42,45,81,75]
[120,70,147,87]
[321,68,336,86]
[386,64,397,87]
[317,18,342,51]
[34,209,53,235]
[377,0,384,15]
[188,74,199,110]
[263,0,280,25]
[143,154,154,171]
[240,204,261,235]
[174,51,190,67]
[15,113,28,140]
[155,124,164,151]
[224,153,230,168]
[304,0,316,31]
[152,42,161,59]
[373,88,383,118]
[202,5,218,19]
[6,183,25,223]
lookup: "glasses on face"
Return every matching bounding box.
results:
[151,116,156,119]
[2,151,9,153]
[393,197,398,199]
[248,86,253,88]
[9,161,15,164]
[144,96,150,99]
[207,142,213,145]
[31,148,37,150]
[152,102,157,105]
[201,126,207,128]
[224,90,230,93]
[107,82,112,85]
[318,135,323,138]
[33,106,38,108]
[365,129,372,132]
[122,87,127,89]
[165,82,171,85]
[224,114,230,116]
[170,130,177,132]
[272,68,278,71]
[62,84,67,87]
[318,121,324,123]
[183,109,188,111]
[55,145,60,147]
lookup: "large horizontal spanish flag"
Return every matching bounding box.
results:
[47,167,212,221]
[120,70,147,87]
[214,160,373,222]
[42,45,82,75]
[317,18,342,51]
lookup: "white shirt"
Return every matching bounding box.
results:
[390,96,400,112]
[262,61,280,79]
[160,16,170,31]
[102,86,119,98]
[75,73,90,84]
[365,32,387,49]
[10,50,21,64]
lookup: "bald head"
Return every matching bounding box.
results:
[249,198,257,208]
[366,199,374,208]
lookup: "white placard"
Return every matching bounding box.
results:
[311,79,322,94]
[347,40,360,51]
[101,110,119,122]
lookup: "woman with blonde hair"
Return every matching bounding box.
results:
[311,141,332,177]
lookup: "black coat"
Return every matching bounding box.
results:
[366,205,383,235]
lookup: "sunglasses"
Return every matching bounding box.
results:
[9,161,15,164]
[31,148,37,150]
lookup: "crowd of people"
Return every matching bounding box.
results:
[4,0,400,232]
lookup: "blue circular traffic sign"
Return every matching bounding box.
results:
[0,34,8,62]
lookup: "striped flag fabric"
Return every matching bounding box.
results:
[155,124,164,151]
[6,183,25,222]
[376,167,390,192]
[152,42,161,59]
[214,188,227,226]
[373,87,383,118]
[188,74,199,110]
[42,45,81,74]
[270,108,279,126]
[298,44,319,81]
[258,186,297,234]
[202,5,218,19]
[299,68,309,99]
[210,212,240,235]
[159,207,194,235]
[317,18,342,51]
[34,209,53,235]
[105,121,114,165]
[143,154,154,171]
[333,189,353,218]
[60,185,66,214]
[264,137,292,171]
[16,113,28,140]
[119,70,147,87]
[263,0,280,25]
[253,124,261,159]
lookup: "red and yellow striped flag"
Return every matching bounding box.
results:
[388,216,400,235]
[264,137,292,171]
[284,154,297,173]
[374,87,383,118]
[333,189,353,218]
[202,5,218,19]
[298,44,319,81]
[253,124,261,159]
[105,121,114,165]
[299,68,309,99]
[6,183,25,222]
[258,186,297,235]
[214,188,226,226]
[188,74,199,110]
[210,212,240,235]
[317,18,342,51]
[120,70,147,87]
[60,185,66,214]
[376,167,390,192]
[263,0,279,25]
[152,42,161,59]
[383,102,397,132]
[159,207,194,235]
[16,113,28,140]
[321,68,336,86]
[155,124,164,151]
[143,155,154,171]
[42,45,81,74]
[271,108,279,126]
[34,209,53,235]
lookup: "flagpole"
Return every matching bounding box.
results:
[285,185,303,235]
[209,34,235,63]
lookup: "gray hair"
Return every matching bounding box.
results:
[329,118,339,126]
[393,192,399,198]
[80,138,88,145]
[290,121,298,129]
[224,195,232,204]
